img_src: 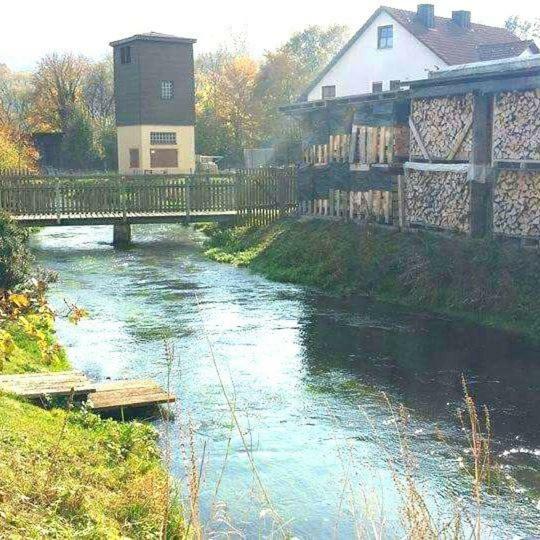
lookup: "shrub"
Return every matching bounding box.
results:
[0,212,32,289]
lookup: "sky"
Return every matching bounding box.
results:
[1,0,539,71]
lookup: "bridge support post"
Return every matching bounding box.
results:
[113,223,131,247]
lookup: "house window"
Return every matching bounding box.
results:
[150,148,178,168]
[150,132,177,145]
[322,85,336,99]
[372,82,383,93]
[129,148,139,168]
[377,25,393,49]
[120,46,131,64]
[389,80,401,90]
[161,80,174,100]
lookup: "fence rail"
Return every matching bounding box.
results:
[0,170,297,226]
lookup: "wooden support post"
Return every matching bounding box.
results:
[349,191,354,220]
[113,223,131,247]
[397,175,408,230]
[468,91,494,238]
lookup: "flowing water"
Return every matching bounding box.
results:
[31,224,539,538]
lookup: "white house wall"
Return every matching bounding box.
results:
[307,11,447,101]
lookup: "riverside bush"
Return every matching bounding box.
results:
[0,212,32,289]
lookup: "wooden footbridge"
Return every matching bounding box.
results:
[0,170,297,244]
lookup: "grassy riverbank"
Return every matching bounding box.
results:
[0,303,184,537]
[0,212,184,537]
[204,218,540,340]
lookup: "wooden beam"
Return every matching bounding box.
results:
[446,116,473,161]
[408,118,431,161]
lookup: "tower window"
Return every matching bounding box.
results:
[150,132,177,145]
[120,46,131,64]
[377,25,393,49]
[321,85,336,99]
[161,80,174,100]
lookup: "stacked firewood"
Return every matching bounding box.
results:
[410,94,473,160]
[393,125,410,159]
[493,171,540,237]
[405,170,470,232]
[493,90,540,161]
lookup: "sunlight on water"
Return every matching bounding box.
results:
[31,224,540,538]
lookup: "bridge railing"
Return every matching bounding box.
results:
[0,170,297,224]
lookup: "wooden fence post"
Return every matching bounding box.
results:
[54,178,61,223]
[397,175,408,230]
[185,176,191,222]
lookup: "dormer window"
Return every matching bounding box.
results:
[377,25,393,49]
[120,46,131,64]
[322,85,336,99]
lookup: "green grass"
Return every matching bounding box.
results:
[0,306,185,538]
[1,314,69,374]
[204,218,540,340]
[0,395,182,538]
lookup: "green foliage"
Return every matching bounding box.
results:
[195,25,349,165]
[205,219,540,339]
[0,212,32,289]
[0,395,177,538]
[61,105,99,170]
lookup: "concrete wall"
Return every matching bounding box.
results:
[307,11,446,101]
[117,125,195,174]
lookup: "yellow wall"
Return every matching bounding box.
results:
[117,125,195,175]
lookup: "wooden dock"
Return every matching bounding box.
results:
[0,371,96,399]
[88,380,175,412]
[0,371,174,413]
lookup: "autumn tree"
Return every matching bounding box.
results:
[32,53,90,133]
[255,25,349,161]
[0,65,38,170]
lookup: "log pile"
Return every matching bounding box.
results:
[393,125,410,159]
[405,170,470,232]
[493,90,540,161]
[410,94,473,161]
[493,171,540,237]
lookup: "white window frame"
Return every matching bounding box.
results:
[150,131,177,145]
[161,80,174,100]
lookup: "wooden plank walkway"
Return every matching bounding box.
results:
[87,380,176,412]
[0,371,175,412]
[0,371,96,398]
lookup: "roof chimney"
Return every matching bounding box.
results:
[452,10,471,29]
[417,4,435,28]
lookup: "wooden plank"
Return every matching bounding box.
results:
[446,116,473,160]
[88,380,175,411]
[0,371,95,398]
[409,118,431,161]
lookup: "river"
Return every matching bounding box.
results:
[31,224,539,538]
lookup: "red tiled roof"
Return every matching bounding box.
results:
[300,6,528,100]
[384,7,520,65]
[477,40,539,61]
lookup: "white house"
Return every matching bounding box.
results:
[303,4,538,101]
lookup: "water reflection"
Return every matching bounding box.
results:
[31,224,540,538]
